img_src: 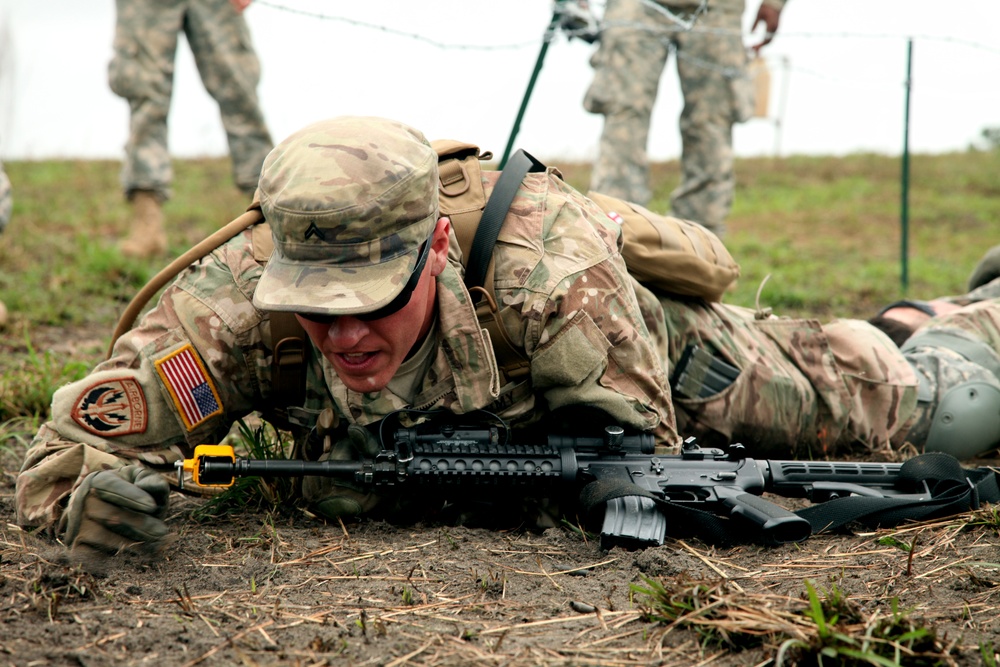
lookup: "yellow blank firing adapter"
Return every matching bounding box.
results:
[176,444,237,489]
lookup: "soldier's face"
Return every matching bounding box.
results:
[296,218,451,393]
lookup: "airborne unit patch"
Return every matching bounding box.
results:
[71,378,148,436]
[155,344,223,431]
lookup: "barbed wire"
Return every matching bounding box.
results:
[254,0,538,51]
[776,30,1000,57]
[251,0,999,94]
[253,0,540,50]
[255,0,1000,59]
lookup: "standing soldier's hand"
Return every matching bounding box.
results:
[751,4,782,52]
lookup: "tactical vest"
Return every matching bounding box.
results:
[108,143,741,423]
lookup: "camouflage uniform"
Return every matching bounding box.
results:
[109,0,273,200]
[637,295,920,460]
[584,0,786,235]
[887,279,1000,452]
[942,278,1000,307]
[632,275,1000,462]
[16,117,673,531]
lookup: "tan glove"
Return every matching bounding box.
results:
[60,465,170,557]
[302,423,382,520]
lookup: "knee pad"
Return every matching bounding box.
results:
[924,381,1000,460]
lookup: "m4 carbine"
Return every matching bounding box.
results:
[176,422,995,549]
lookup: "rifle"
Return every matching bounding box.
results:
[175,419,999,550]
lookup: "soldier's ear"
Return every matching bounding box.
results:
[429,217,451,275]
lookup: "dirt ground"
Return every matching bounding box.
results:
[4,430,1000,667]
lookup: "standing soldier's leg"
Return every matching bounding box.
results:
[584,0,670,204]
[670,7,752,237]
[186,0,273,199]
[109,0,182,257]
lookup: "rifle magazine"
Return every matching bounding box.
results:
[599,495,666,550]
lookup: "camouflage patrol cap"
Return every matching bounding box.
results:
[252,116,439,316]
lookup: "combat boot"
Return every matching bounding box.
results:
[120,190,167,259]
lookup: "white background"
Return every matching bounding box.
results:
[1,0,998,162]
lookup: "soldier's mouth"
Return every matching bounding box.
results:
[335,351,379,370]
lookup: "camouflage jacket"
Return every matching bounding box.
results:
[16,168,674,529]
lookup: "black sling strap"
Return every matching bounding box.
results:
[463,148,546,298]
[795,451,1000,534]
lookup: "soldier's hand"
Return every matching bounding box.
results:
[303,423,383,520]
[751,4,781,52]
[60,465,170,557]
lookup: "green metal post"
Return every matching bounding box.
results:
[900,38,913,292]
[499,9,562,169]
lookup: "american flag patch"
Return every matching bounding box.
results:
[607,210,624,225]
[155,345,223,431]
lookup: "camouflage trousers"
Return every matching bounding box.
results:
[584,0,753,235]
[649,295,918,459]
[645,288,1000,460]
[109,0,273,200]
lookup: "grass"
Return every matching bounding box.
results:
[0,157,251,428]
[776,580,949,666]
[631,576,764,650]
[631,575,952,665]
[1,149,999,428]
[0,333,89,421]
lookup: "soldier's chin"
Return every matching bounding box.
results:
[331,355,394,393]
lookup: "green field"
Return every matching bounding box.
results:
[1,149,999,427]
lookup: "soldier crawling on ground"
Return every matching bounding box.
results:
[15,116,1000,559]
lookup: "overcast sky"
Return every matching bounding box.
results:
[1,0,998,162]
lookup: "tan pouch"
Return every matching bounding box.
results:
[586,191,740,302]
[748,55,771,119]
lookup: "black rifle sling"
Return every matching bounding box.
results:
[463,149,545,300]
[795,451,1000,534]
[457,148,546,384]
